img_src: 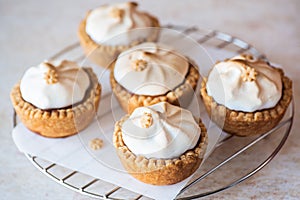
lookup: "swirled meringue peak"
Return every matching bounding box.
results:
[20,60,90,110]
[114,42,189,96]
[206,55,282,112]
[121,102,201,159]
[85,2,155,45]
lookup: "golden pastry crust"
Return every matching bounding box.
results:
[200,67,293,136]
[10,68,101,138]
[113,115,208,185]
[110,62,199,114]
[78,10,160,68]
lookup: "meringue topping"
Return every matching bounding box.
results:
[20,60,90,110]
[121,102,201,159]
[206,55,282,112]
[114,42,189,96]
[85,2,155,45]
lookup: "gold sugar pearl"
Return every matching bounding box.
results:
[140,112,153,128]
[43,63,59,84]
[241,66,258,82]
[89,138,104,150]
[132,59,148,71]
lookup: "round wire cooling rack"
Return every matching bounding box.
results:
[12,25,294,199]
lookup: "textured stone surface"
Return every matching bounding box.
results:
[1,0,299,199]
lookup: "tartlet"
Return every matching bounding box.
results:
[78,2,160,68]
[110,42,199,114]
[113,102,208,185]
[10,60,101,138]
[200,54,293,136]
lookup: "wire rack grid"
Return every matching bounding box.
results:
[13,25,294,200]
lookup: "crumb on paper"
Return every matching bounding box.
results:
[89,138,103,150]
